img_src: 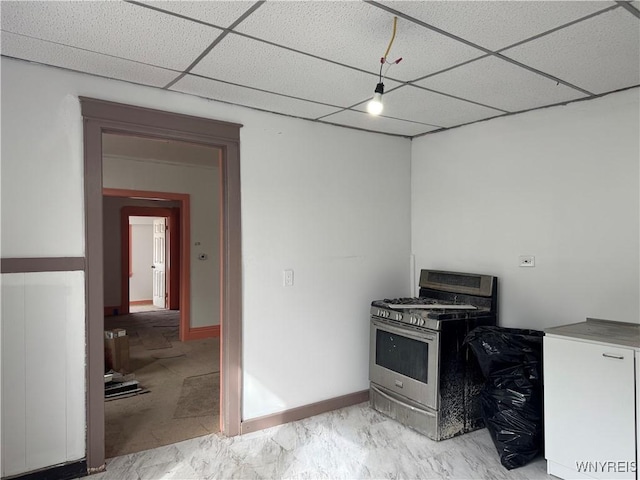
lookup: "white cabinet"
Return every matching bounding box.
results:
[544,328,638,480]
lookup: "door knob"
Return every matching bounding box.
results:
[151,266,156,268]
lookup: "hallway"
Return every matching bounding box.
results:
[104,310,219,458]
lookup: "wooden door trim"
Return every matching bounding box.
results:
[81,97,243,472]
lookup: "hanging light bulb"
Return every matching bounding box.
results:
[367,17,400,116]
[367,82,385,115]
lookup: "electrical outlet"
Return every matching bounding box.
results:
[283,269,294,286]
[519,255,535,267]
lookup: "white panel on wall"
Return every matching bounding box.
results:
[1,273,27,477]
[24,273,68,469]
[411,88,640,329]
[64,271,86,462]
[0,271,85,477]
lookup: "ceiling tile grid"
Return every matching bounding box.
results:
[0,31,179,87]
[1,0,638,138]
[137,0,257,28]
[234,1,484,82]
[0,0,220,71]
[319,109,440,137]
[171,73,342,119]
[416,56,588,113]
[191,33,401,108]
[352,85,503,128]
[502,8,640,95]
[382,1,614,51]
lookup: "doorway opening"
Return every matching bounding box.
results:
[122,208,181,315]
[103,191,191,341]
[101,158,219,457]
[129,214,170,312]
[81,97,243,472]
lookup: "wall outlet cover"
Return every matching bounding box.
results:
[519,255,535,267]
[283,269,294,286]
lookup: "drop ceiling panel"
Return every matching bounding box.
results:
[1,0,638,138]
[320,109,438,137]
[171,74,341,119]
[383,1,613,51]
[503,8,640,95]
[137,1,256,28]
[192,34,400,107]
[0,1,218,71]
[235,1,483,82]
[1,32,178,88]
[417,56,588,113]
[353,85,502,128]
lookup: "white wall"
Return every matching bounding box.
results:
[129,217,154,302]
[103,155,219,328]
[0,57,411,475]
[240,108,411,418]
[412,88,640,329]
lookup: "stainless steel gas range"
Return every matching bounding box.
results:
[369,269,498,441]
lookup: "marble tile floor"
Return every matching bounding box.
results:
[92,402,554,480]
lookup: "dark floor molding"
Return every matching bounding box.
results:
[240,389,370,434]
[1,257,85,274]
[3,459,87,480]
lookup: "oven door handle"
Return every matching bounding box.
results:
[371,385,436,417]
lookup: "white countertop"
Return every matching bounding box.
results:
[545,318,640,349]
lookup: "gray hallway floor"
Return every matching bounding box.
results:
[104,310,219,458]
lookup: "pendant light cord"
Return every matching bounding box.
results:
[378,17,402,83]
[383,16,397,60]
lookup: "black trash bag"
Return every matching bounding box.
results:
[465,326,544,470]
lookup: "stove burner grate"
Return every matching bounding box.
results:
[383,297,439,305]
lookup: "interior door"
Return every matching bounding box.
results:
[152,217,166,308]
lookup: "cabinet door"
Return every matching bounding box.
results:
[544,336,636,480]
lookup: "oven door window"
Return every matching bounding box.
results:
[375,329,428,383]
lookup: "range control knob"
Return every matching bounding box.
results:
[418,318,425,326]
[410,315,416,325]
